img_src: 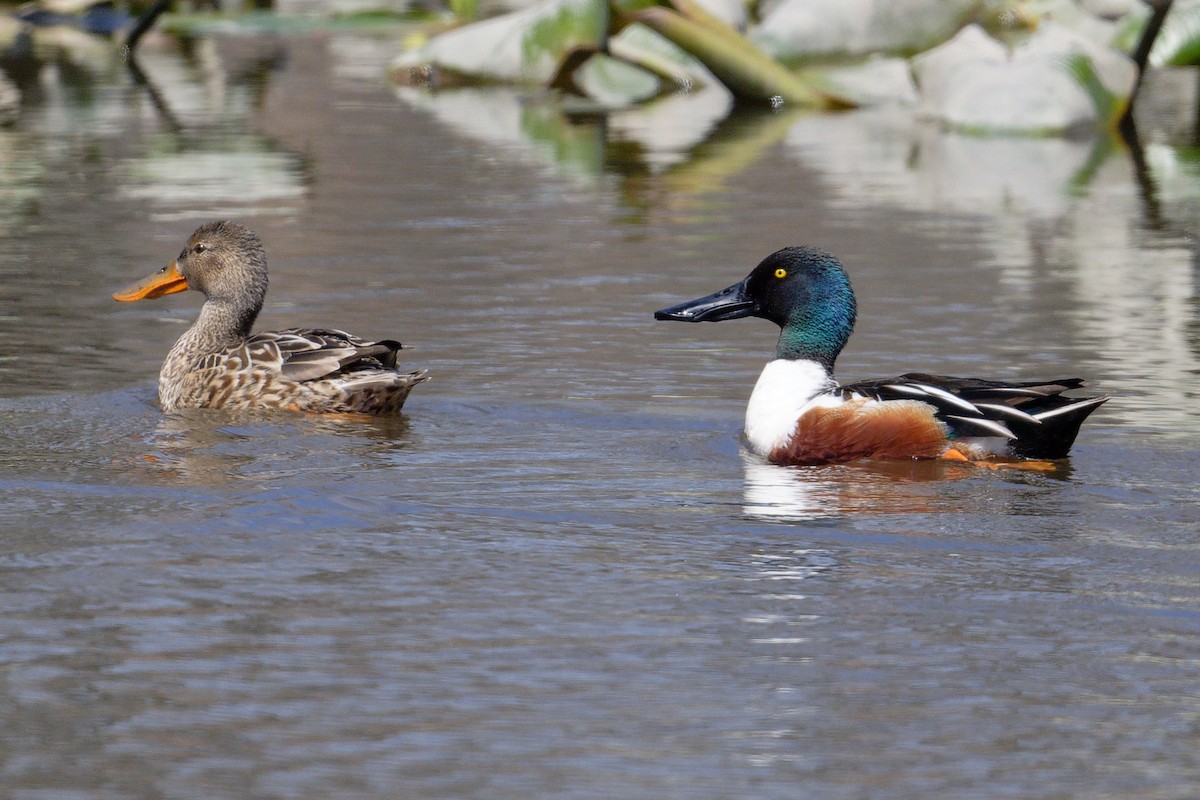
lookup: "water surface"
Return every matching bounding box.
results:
[1,23,1198,799]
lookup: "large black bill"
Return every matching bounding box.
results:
[654,277,757,323]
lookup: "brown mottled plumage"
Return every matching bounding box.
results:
[114,221,427,414]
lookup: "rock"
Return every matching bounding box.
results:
[607,21,717,92]
[912,23,1137,134]
[572,53,661,107]
[0,71,19,126]
[1149,0,1200,67]
[1030,0,1128,46]
[1076,0,1137,20]
[691,0,746,31]
[751,0,981,61]
[390,0,606,86]
[807,57,918,107]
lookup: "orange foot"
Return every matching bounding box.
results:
[939,447,1061,473]
[975,460,1062,473]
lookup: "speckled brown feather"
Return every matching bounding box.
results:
[162,326,427,414]
[767,399,949,466]
[120,221,427,415]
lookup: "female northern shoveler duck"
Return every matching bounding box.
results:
[113,220,428,414]
[655,246,1108,466]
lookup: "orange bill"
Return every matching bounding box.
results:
[112,261,189,302]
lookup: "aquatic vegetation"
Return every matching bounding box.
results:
[389,0,1165,134]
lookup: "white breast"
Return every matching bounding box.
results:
[744,359,840,455]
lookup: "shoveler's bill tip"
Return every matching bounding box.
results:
[113,260,189,302]
[655,278,757,323]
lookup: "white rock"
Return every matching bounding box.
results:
[573,54,660,108]
[608,21,716,91]
[1076,0,1137,20]
[0,71,18,126]
[391,0,604,85]
[814,57,919,107]
[692,0,747,31]
[912,23,1137,134]
[752,0,980,61]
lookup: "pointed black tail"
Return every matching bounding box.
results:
[1008,394,1109,459]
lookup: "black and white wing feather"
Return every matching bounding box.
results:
[840,373,1108,459]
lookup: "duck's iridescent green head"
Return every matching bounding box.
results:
[655,246,857,370]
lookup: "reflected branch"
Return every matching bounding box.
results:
[1121,0,1173,128]
[125,0,172,53]
[1118,113,1162,229]
[125,53,183,134]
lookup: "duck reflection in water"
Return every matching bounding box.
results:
[129,409,417,487]
[740,449,1075,521]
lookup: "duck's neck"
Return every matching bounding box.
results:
[774,309,851,371]
[744,358,838,456]
[160,298,258,387]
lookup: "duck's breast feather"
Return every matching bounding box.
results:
[769,398,948,465]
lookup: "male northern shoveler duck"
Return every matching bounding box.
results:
[113,220,428,414]
[655,246,1108,466]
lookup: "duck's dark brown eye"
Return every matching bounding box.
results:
[193,243,207,254]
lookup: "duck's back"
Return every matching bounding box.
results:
[162,327,428,414]
[840,373,1108,460]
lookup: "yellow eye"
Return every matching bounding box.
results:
[774,268,787,279]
